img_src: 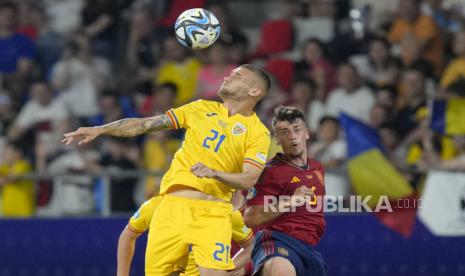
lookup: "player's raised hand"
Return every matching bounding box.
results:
[191,162,217,178]
[62,127,103,146]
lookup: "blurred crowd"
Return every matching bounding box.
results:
[0,0,465,217]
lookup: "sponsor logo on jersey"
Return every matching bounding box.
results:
[232,122,246,136]
[206,112,218,117]
[291,176,301,183]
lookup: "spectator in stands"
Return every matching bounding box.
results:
[196,40,236,101]
[0,1,36,100]
[47,143,100,215]
[355,37,401,89]
[43,0,83,36]
[378,124,408,169]
[375,85,397,109]
[325,63,375,123]
[289,78,325,131]
[21,4,64,78]
[256,76,287,128]
[0,140,34,217]
[422,0,463,33]
[398,34,434,78]
[81,0,122,59]
[395,69,427,138]
[0,92,13,163]
[294,38,337,101]
[125,7,157,82]
[389,0,444,75]
[89,91,138,126]
[310,116,346,169]
[0,93,14,138]
[440,30,465,89]
[138,82,177,117]
[9,81,70,150]
[156,36,202,106]
[99,137,139,212]
[422,135,465,171]
[51,30,110,121]
[206,2,248,64]
[369,104,391,129]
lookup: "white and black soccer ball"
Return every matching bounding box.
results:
[174,8,221,49]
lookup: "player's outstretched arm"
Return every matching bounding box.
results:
[62,114,173,145]
[244,185,314,228]
[117,225,143,276]
[191,162,262,190]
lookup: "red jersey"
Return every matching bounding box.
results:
[247,153,326,246]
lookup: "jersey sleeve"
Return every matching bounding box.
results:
[243,127,271,169]
[231,210,253,244]
[246,167,282,206]
[128,196,162,233]
[165,100,202,129]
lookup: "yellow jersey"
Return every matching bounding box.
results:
[129,196,162,233]
[162,99,270,201]
[440,57,465,88]
[0,160,34,217]
[129,197,253,276]
[182,209,253,276]
[156,58,202,105]
[130,197,253,244]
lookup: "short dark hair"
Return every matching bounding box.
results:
[272,106,306,128]
[292,77,316,91]
[240,64,271,93]
[156,82,178,97]
[319,116,339,127]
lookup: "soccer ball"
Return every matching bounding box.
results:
[174,8,221,49]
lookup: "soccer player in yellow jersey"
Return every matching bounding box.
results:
[117,194,254,276]
[63,64,271,276]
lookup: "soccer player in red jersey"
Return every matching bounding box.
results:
[244,106,327,276]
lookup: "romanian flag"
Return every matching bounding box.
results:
[340,113,416,237]
[431,97,465,135]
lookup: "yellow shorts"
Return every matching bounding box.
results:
[145,195,235,276]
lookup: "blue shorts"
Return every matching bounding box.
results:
[251,230,327,276]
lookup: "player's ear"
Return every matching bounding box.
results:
[248,87,262,98]
[306,128,310,140]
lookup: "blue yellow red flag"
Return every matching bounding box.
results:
[431,97,465,135]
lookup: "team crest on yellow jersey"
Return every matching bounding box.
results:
[232,122,246,136]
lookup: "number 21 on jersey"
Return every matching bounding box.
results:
[202,129,226,153]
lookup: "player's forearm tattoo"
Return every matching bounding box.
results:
[100,114,173,137]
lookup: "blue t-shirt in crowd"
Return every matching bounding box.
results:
[0,33,36,73]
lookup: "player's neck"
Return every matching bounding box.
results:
[222,100,254,117]
[282,152,308,167]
